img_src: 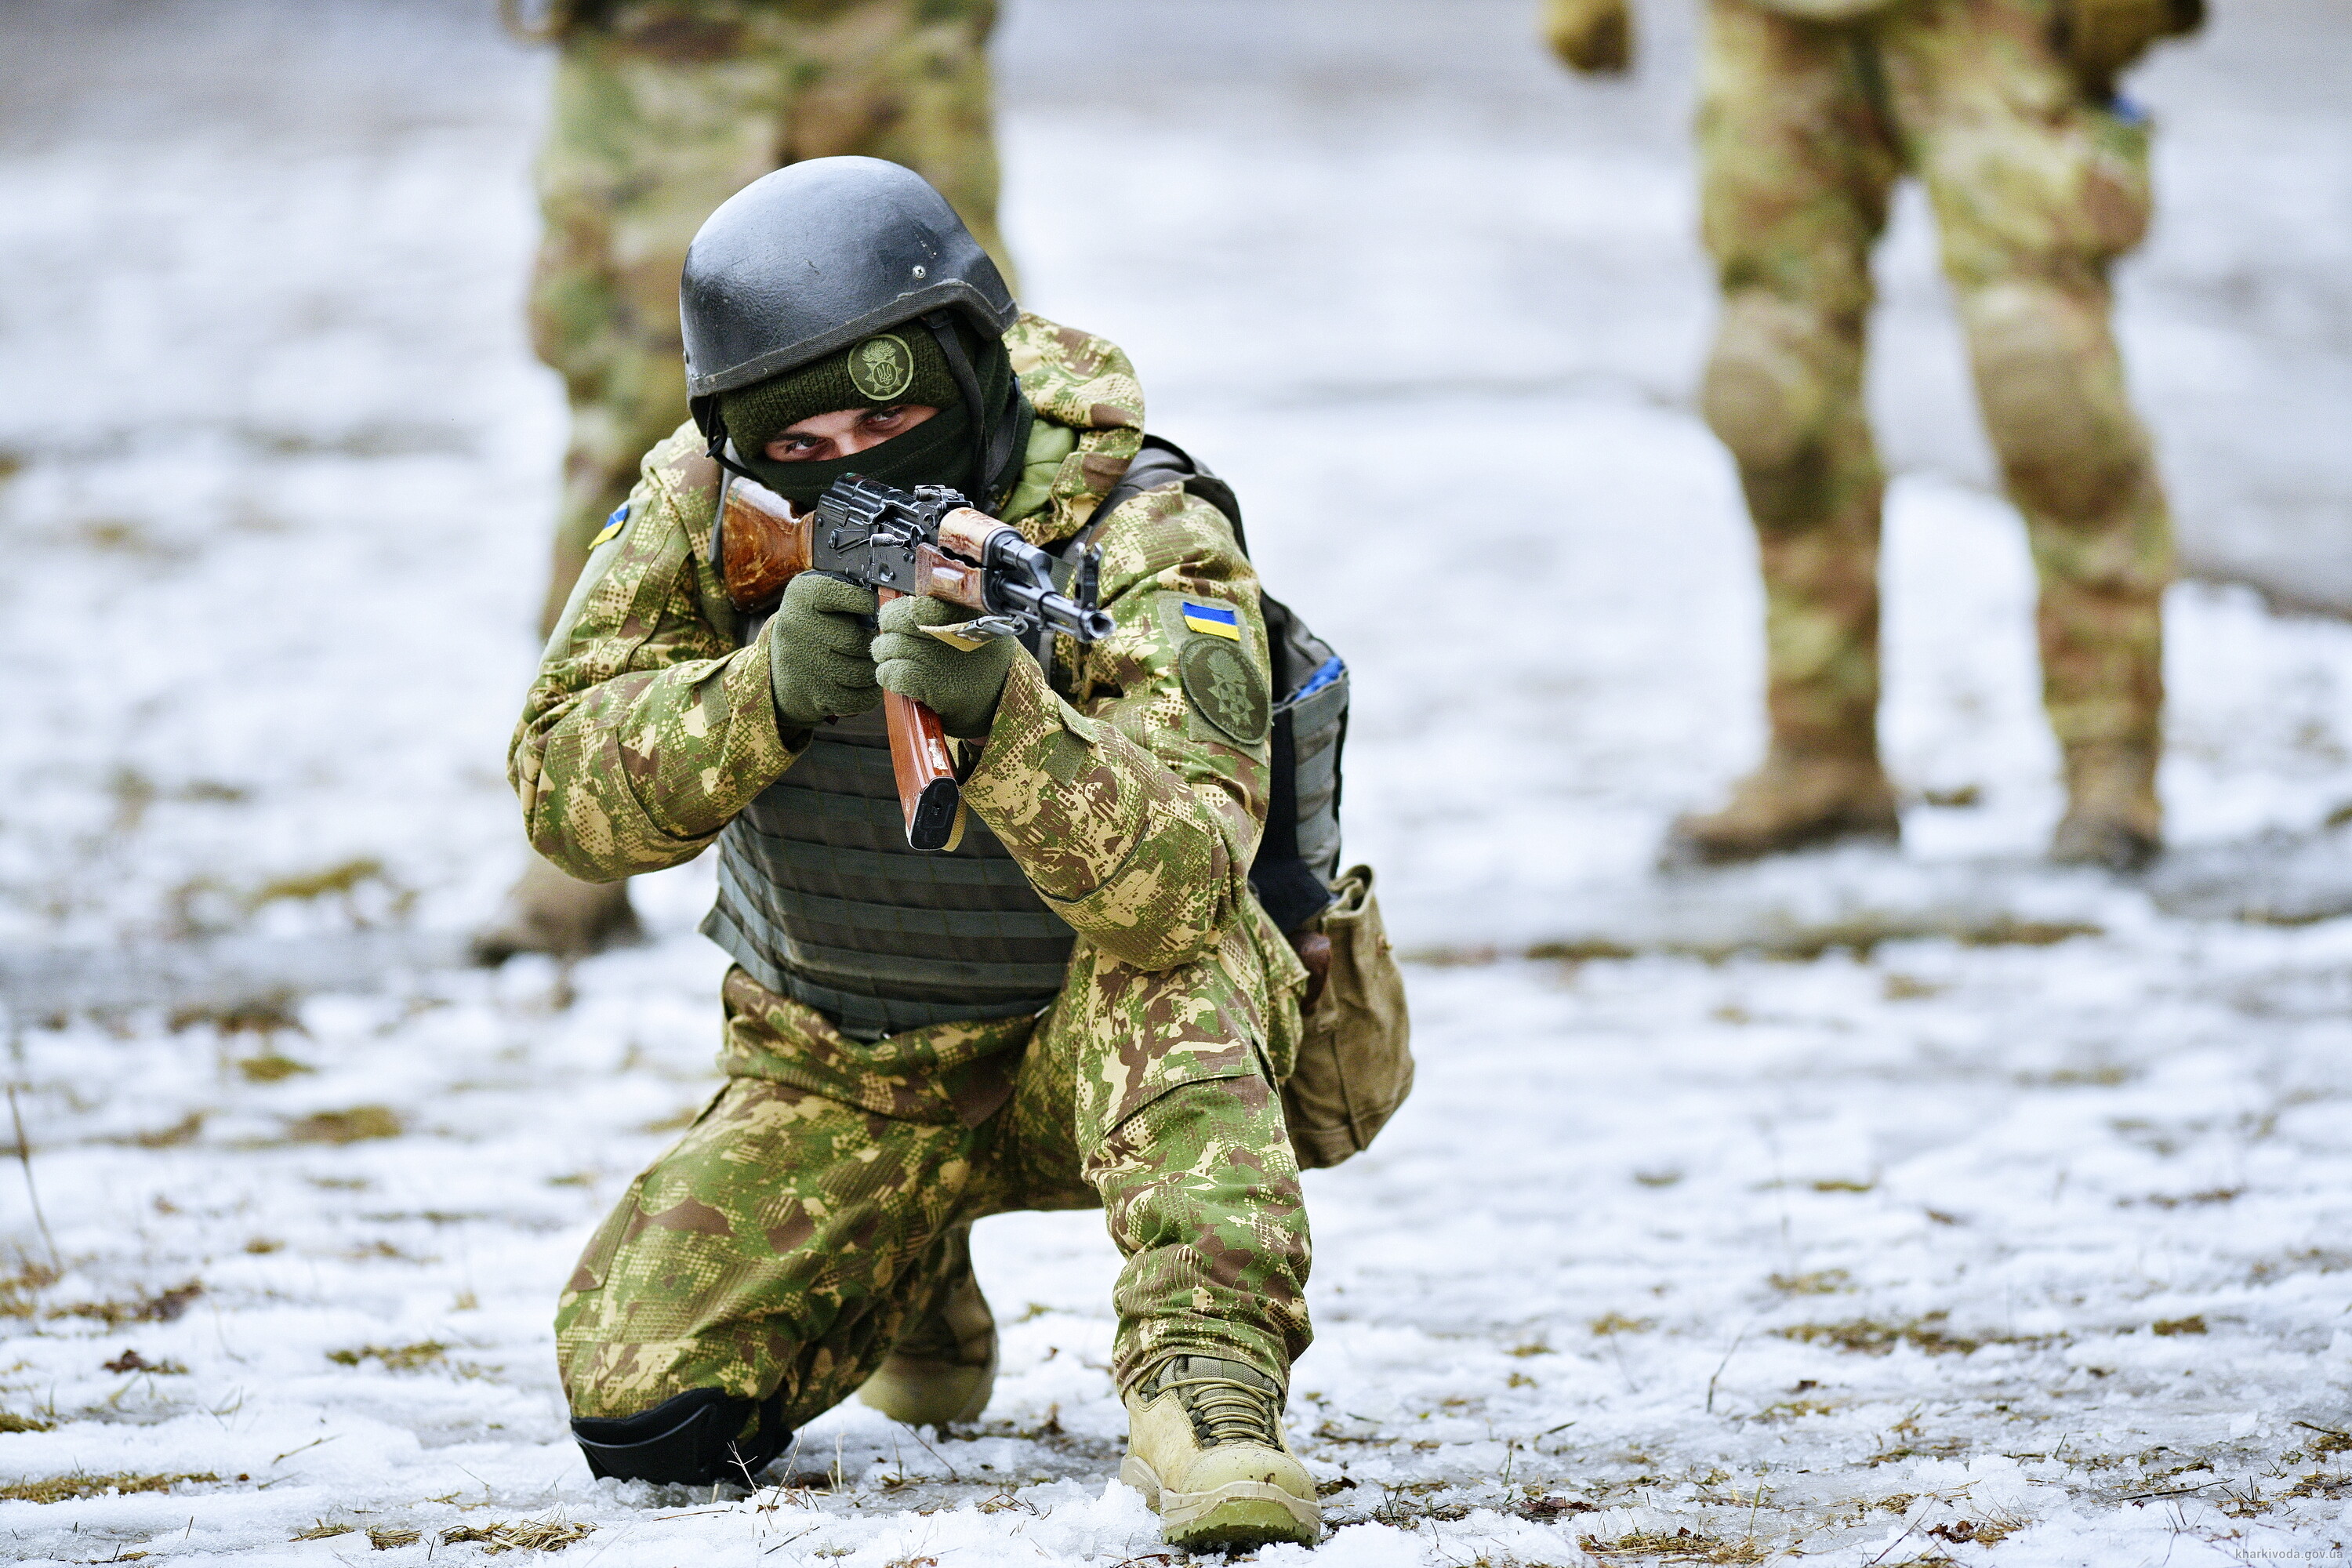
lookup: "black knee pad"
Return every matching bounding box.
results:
[572,1387,791,1487]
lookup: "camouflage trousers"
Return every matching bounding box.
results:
[557,953,1313,1427]
[529,0,1011,633]
[1698,0,2172,757]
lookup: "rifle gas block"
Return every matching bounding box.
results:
[811,476,1116,644]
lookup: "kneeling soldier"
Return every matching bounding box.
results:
[511,158,1321,1549]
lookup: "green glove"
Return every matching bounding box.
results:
[872,593,1018,739]
[1541,0,1631,74]
[765,573,881,732]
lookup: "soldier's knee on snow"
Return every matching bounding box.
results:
[1702,292,1845,476]
[1959,281,2147,524]
[572,1387,791,1488]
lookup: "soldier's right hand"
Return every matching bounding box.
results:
[765,572,882,733]
[1541,0,1632,74]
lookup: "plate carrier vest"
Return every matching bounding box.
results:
[700,435,1348,1040]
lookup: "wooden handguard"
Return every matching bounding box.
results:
[717,474,813,612]
[936,506,1014,561]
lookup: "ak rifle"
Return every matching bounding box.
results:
[714,473,1114,852]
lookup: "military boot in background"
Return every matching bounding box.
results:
[1120,1356,1321,1550]
[468,854,642,966]
[2049,741,2162,871]
[1661,746,1901,866]
[855,1226,996,1428]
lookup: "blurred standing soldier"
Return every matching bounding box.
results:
[1542,0,2200,870]
[475,0,1014,962]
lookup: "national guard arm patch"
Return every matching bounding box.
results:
[1180,600,1243,641]
[589,503,630,550]
[1179,636,1270,745]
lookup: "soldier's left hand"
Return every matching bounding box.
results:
[873,593,1019,739]
[1541,0,1632,74]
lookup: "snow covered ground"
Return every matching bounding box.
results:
[2,2,2350,1564]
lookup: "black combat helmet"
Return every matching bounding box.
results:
[681,157,1024,501]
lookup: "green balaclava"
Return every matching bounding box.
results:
[720,321,1033,510]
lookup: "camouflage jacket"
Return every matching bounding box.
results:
[510,314,1305,1105]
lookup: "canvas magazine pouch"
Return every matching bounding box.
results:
[1282,866,1414,1170]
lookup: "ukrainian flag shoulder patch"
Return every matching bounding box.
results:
[1180,601,1242,641]
[588,503,630,550]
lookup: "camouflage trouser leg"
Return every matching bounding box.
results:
[555,949,1312,1427]
[528,0,1010,634]
[1698,0,2171,756]
[1877,0,2172,750]
[1697,0,1900,756]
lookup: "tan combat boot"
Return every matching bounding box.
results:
[2049,741,2161,871]
[856,1228,996,1428]
[1120,1356,1321,1551]
[468,854,642,966]
[1661,746,1900,866]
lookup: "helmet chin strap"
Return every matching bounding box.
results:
[920,311,988,501]
[704,423,763,486]
[922,311,1022,509]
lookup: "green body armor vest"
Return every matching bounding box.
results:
[698,433,1348,1041]
[699,706,1076,1040]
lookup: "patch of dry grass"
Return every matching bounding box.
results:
[237,1053,316,1083]
[1929,1516,2023,1545]
[2020,1063,2132,1087]
[1752,1399,1836,1421]
[51,1279,202,1327]
[123,1110,207,1147]
[2125,1189,2242,1210]
[440,1519,597,1553]
[1581,1527,1763,1563]
[1774,1311,2051,1356]
[251,857,390,909]
[1518,1494,1600,1520]
[169,994,303,1037]
[0,1471,219,1504]
[328,1341,447,1372]
[0,1262,56,1319]
[103,1114,209,1152]
[283,1105,403,1144]
[1768,1269,1853,1294]
[2295,1421,2352,1457]
[1882,973,1946,1001]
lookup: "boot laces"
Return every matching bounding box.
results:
[1162,1366,1280,1448]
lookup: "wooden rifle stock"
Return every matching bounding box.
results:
[716,474,811,610]
[717,475,965,851]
